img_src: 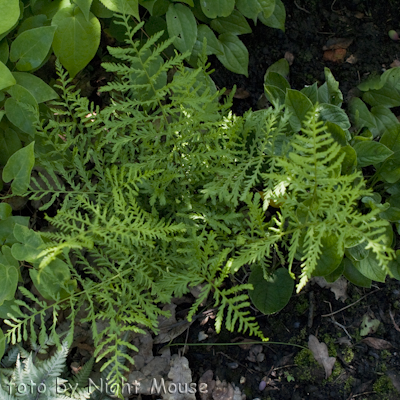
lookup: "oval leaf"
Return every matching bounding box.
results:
[216,33,248,76]
[99,0,139,19]
[249,266,294,314]
[2,142,35,196]
[0,128,22,166]
[258,0,285,32]
[0,0,20,36]
[10,26,56,71]
[285,89,313,131]
[353,141,393,168]
[200,0,234,18]
[210,9,252,35]
[0,263,18,304]
[12,72,58,103]
[0,61,16,91]
[52,6,101,78]
[166,4,197,54]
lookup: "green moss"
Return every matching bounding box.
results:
[373,375,396,397]
[344,376,355,393]
[343,347,354,363]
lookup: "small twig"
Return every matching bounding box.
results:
[389,308,400,332]
[330,318,353,340]
[321,289,380,317]
[294,1,310,13]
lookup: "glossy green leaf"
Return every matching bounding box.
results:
[0,128,22,166]
[339,145,357,175]
[2,142,35,196]
[5,85,38,135]
[17,14,49,35]
[324,261,344,283]
[343,258,371,288]
[353,253,387,283]
[0,204,12,220]
[52,6,101,78]
[91,0,114,17]
[236,0,262,22]
[265,58,289,77]
[388,250,400,280]
[0,263,18,304]
[264,71,289,91]
[73,0,93,20]
[12,72,58,103]
[210,9,252,35]
[348,97,376,130]
[99,0,140,19]
[312,235,344,276]
[192,24,223,56]
[217,33,248,76]
[301,82,318,104]
[380,125,400,183]
[363,86,400,108]
[0,61,16,91]
[200,0,234,18]
[10,26,56,71]
[345,240,369,261]
[325,121,346,146]
[0,329,5,361]
[166,4,197,54]
[0,0,20,36]
[31,0,72,19]
[353,140,393,167]
[30,258,73,300]
[0,216,29,246]
[141,0,170,17]
[317,103,351,130]
[249,266,293,314]
[324,67,343,106]
[285,89,313,131]
[172,0,194,6]
[0,40,9,64]
[258,0,284,31]
[264,84,285,107]
[11,224,44,264]
[370,106,399,138]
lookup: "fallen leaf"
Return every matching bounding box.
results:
[391,59,400,68]
[323,37,353,50]
[362,337,392,350]
[314,276,348,301]
[308,334,336,379]
[360,313,380,336]
[346,54,357,64]
[284,51,295,65]
[323,48,347,63]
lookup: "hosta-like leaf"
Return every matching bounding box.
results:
[0,0,20,36]
[216,33,248,76]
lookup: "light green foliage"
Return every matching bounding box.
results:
[0,341,95,400]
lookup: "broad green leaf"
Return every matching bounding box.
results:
[0,263,18,304]
[11,224,44,264]
[301,82,318,104]
[0,40,9,64]
[0,216,30,246]
[0,204,12,220]
[317,103,351,130]
[0,128,22,166]
[91,0,114,17]
[358,72,383,91]
[317,82,328,103]
[52,6,101,78]
[31,0,72,19]
[388,250,400,280]
[259,0,276,19]
[265,58,289,77]
[324,262,344,283]
[353,252,387,282]
[12,72,58,103]
[325,121,347,146]
[172,0,193,6]
[249,266,293,314]
[10,26,56,71]
[210,9,252,35]
[2,142,35,196]
[312,235,344,276]
[0,61,16,91]
[192,24,223,56]
[285,89,313,131]
[166,4,197,54]
[258,0,284,32]
[343,258,371,288]
[0,246,19,269]
[380,125,400,183]
[264,84,285,107]
[145,16,169,42]
[370,106,399,138]
[17,14,49,35]
[264,71,289,91]
[348,97,376,130]
[353,141,393,167]
[0,0,20,36]
[99,0,139,19]
[73,0,93,20]
[141,0,170,17]
[345,240,369,261]
[5,84,38,135]
[339,145,357,175]
[324,67,343,106]
[216,33,248,76]
[30,258,74,300]
[363,86,400,108]
[380,205,400,222]
[200,0,234,18]
[236,0,262,22]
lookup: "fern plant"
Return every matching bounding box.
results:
[0,13,395,399]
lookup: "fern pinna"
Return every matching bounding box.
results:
[1,13,393,397]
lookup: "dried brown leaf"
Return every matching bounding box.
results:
[308,335,336,379]
[323,37,353,50]
[362,337,392,350]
